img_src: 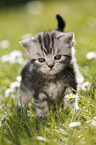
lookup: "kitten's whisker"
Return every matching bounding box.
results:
[32,72,40,82]
[60,69,69,80]
[64,68,76,79]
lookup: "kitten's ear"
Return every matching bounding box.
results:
[20,38,36,58]
[55,14,66,32]
[63,32,74,46]
[20,39,33,50]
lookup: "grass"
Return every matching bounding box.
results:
[0,0,96,144]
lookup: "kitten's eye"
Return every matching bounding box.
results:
[54,55,61,60]
[38,58,46,63]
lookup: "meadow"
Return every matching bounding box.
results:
[0,0,96,144]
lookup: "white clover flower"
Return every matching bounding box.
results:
[64,93,80,110]
[22,33,33,40]
[35,136,49,142]
[47,123,52,125]
[1,54,9,62]
[4,75,21,98]
[76,72,91,92]
[10,81,20,90]
[5,81,20,97]
[69,122,81,127]
[16,76,22,82]
[1,50,24,64]
[0,106,2,109]
[86,117,96,125]
[27,110,33,117]
[54,128,67,134]
[86,120,92,123]
[91,121,96,127]
[5,88,14,97]
[1,114,7,121]
[0,121,1,127]
[9,50,24,64]
[80,81,91,91]
[78,135,82,138]
[25,1,45,15]
[86,51,96,60]
[94,117,96,120]
[0,40,10,49]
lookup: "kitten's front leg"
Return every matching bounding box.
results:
[18,83,32,108]
[35,93,49,117]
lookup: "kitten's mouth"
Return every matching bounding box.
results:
[48,69,58,75]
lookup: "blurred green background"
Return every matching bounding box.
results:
[0,0,96,93]
[0,1,96,145]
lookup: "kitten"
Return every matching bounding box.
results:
[18,14,79,116]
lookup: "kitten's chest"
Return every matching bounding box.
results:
[44,80,65,100]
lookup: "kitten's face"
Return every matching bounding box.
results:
[20,31,74,75]
[33,54,68,75]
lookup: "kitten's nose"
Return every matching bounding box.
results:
[48,64,54,69]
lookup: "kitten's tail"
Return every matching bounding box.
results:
[55,14,66,32]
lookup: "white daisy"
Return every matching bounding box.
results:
[69,122,81,127]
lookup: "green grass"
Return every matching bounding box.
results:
[0,0,96,144]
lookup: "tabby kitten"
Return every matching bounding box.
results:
[18,14,78,116]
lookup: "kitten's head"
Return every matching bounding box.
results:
[20,14,74,75]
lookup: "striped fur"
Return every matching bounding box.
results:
[38,31,55,54]
[18,14,79,117]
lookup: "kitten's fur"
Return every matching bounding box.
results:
[18,14,79,116]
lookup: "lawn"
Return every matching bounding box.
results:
[0,0,96,145]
